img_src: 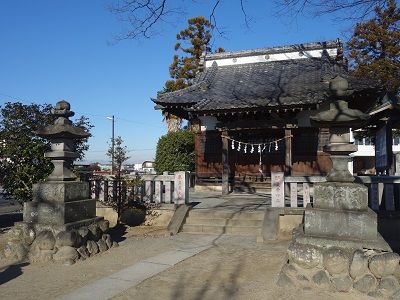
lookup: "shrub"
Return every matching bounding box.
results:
[154,130,195,173]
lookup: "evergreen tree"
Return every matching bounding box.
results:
[347,0,400,94]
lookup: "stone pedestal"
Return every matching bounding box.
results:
[23,181,96,227]
[302,182,387,247]
[294,182,391,251]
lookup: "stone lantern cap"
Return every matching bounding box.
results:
[35,100,90,140]
[310,76,369,127]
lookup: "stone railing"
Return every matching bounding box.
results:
[270,172,326,208]
[270,172,400,211]
[89,171,189,205]
[284,175,326,208]
[142,171,189,204]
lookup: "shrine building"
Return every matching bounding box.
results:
[153,40,383,194]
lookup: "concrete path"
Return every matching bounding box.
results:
[58,235,215,300]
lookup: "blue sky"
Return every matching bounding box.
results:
[0,0,354,164]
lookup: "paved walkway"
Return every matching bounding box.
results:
[59,236,215,300]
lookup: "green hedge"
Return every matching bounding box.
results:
[154,130,195,173]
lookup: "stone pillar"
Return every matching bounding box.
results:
[174,171,189,204]
[271,172,285,207]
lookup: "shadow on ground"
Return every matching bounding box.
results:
[0,262,29,285]
[108,224,128,243]
[0,213,22,229]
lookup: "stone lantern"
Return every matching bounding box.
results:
[303,75,388,249]
[277,77,400,294]
[22,100,101,229]
[310,76,369,182]
[3,101,116,265]
[35,100,90,181]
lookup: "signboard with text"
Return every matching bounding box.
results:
[271,172,285,207]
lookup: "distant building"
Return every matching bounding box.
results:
[350,131,400,175]
[121,161,156,174]
[142,161,155,173]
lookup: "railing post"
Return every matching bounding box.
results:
[95,180,100,199]
[103,180,109,202]
[290,182,298,207]
[154,180,162,203]
[112,180,117,204]
[144,180,153,202]
[163,172,172,203]
[303,183,310,207]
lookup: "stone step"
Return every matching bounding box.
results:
[185,217,263,227]
[235,182,271,187]
[181,224,262,236]
[234,184,271,192]
[187,209,264,220]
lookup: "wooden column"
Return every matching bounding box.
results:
[222,130,230,195]
[285,129,292,175]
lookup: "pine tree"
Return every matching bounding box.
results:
[348,0,400,94]
[162,16,224,132]
[164,16,214,92]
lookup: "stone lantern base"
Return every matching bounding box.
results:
[277,181,400,298]
[24,181,97,228]
[2,181,118,265]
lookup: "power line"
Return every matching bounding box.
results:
[86,148,156,152]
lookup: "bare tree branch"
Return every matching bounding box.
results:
[276,0,389,21]
[209,0,222,35]
[110,0,183,41]
[109,0,390,41]
[109,0,252,41]
[240,0,250,29]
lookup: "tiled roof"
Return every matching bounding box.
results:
[155,42,380,112]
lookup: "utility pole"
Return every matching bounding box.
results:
[107,115,115,175]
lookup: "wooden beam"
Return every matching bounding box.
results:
[285,129,292,175]
[222,131,230,195]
